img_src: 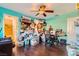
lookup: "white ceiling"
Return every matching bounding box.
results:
[0,3,76,19]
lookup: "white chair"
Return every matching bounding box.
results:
[31,33,39,46]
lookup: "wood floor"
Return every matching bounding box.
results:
[13,44,67,56]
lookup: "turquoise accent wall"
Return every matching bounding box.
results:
[46,10,78,33]
[0,7,36,38]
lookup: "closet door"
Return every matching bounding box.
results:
[67,17,76,43]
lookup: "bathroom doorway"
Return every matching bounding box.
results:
[3,14,18,45]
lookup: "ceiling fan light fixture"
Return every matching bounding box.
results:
[31,4,54,17]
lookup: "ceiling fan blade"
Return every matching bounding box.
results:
[45,10,54,13]
[35,13,40,16]
[31,10,38,12]
[43,13,47,17]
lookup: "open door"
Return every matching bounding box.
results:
[4,14,18,44]
[67,17,79,43]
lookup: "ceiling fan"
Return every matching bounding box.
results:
[31,4,54,17]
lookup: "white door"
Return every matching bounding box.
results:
[67,17,79,44]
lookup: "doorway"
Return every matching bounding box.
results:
[3,14,18,44]
[67,17,79,44]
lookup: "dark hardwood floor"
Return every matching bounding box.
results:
[12,44,67,56]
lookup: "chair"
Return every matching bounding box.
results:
[60,39,67,45]
[45,35,59,46]
[0,38,15,56]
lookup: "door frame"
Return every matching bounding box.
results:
[3,14,18,43]
[67,16,79,43]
